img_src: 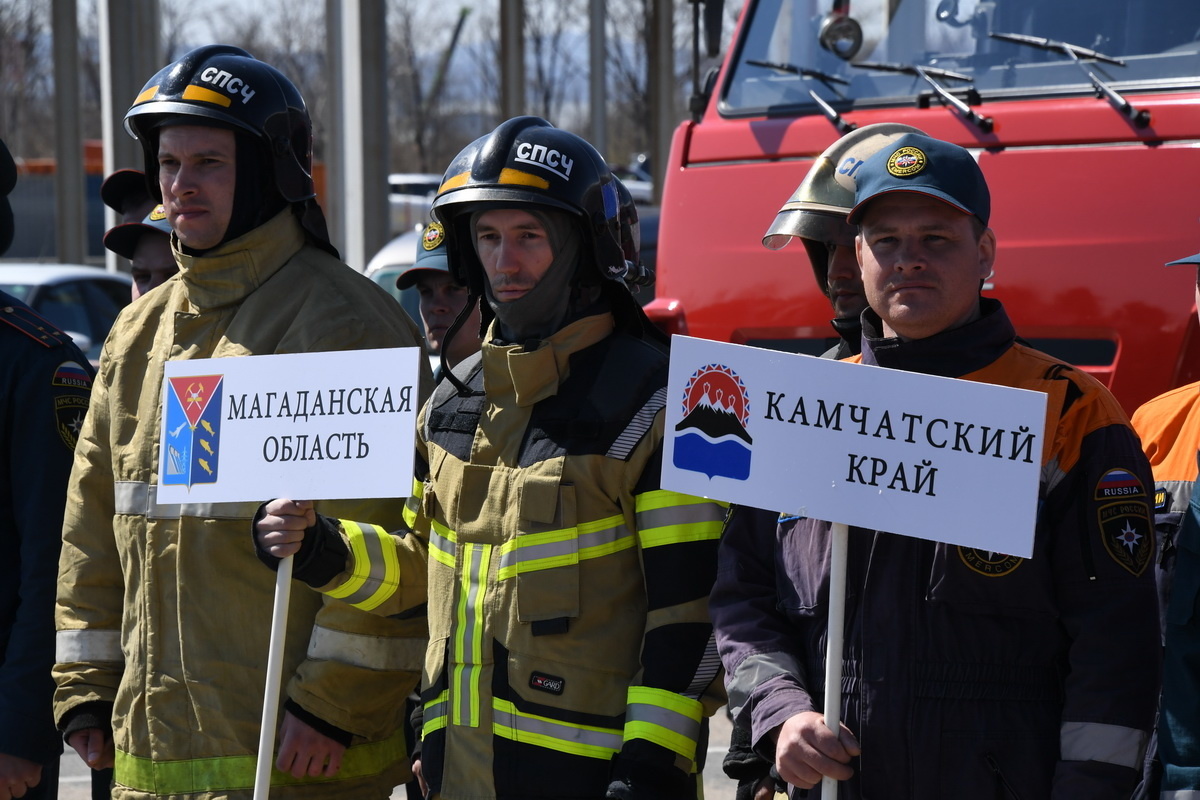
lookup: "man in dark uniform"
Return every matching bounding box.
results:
[712,134,1160,798]
[0,140,94,800]
[722,123,923,800]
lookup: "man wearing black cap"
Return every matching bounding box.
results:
[394,221,481,375]
[711,133,1160,798]
[1132,251,1200,797]
[100,169,154,227]
[0,139,94,800]
[102,199,175,300]
[53,46,431,799]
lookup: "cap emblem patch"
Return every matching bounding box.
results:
[422,222,445,251]
[149,204,167,221]
[887,146,927,177]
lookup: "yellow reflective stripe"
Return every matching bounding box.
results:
[635,491,727,548]
[492,699,622,760]
[496,514,636,580]
[402,478,424,528]
[452,543,490,728]
[623,686,704,761]
[181,84,232,107]
[133,85,158,104]
[113,728,406,794]
[423,690,449,737]
[498,167,550,189]
[429,520,457,568]
[323,520,400,611]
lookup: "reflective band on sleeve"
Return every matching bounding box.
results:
[306,624,426,671]
[55,629,122,663]
[113,481,258,520]
[429,521,458,568]
[608,387,666,461]
[1162,792,1200,799]
[323,519,401,611]
[727,651,805,719]
[1060,720,1147,769]
[497,513,635,580]
[113,728,407,794]
[493,698,622,760]
[402,478,424,529]
[635,491,727,548]
[423,691,449,737]
[623,686,704,761]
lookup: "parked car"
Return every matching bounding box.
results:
[388,173,441,236]
[0,263,132,364]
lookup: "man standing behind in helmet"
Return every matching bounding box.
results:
[254,116,728,800]
[721,123,923,800]
[53,45,431,799]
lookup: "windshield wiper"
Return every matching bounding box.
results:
[854,61,994,133]
[989,32,1151,128]
[745,60,857,133]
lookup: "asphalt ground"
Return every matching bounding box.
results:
[57,707,741,799]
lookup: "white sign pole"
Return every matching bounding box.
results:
[821,521,849,797]
[253,555,294,800]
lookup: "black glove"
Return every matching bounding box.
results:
[251,502,348,587]
[607,741,694,800]
[724,721,781,799]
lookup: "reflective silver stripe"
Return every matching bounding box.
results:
[625,699,702,742]
[727,651,805,719]
[498,519,633,575]
[1162,792,1200,799]
[423,692,449,737]
[608,387,666,461]
[114,481,256,520]
[329,520,396,608]
[429,527,456,560]
[684,634,722,699]
[56,629,122,663]
[306,624,425,671]
[493,703,622,756]
[636,500,727,532]
[1060,720,1147,769]
[452,542,490,727]
[499,532,578,572]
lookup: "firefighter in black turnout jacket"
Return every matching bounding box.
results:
[256,117,728,800]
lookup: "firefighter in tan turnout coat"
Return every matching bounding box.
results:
[53,45,431,799]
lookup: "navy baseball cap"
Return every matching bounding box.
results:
[848,133,990,227]
[103,203,172,259]
[396,222,452,291]
[1166,251,1200,267]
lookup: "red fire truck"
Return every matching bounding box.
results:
[647,0,1200,414]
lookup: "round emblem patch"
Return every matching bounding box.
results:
[958,547,1023,577]
[887,146,927,177]
[422,222,445,251]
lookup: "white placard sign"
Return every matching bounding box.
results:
[157,347,420,504]
[663,336,1048,558]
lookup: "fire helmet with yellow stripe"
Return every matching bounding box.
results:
[124,44,316,206]
[431,116,631,292]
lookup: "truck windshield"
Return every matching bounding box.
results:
[722,0,1200,115]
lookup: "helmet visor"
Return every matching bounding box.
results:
[763,209,856,250]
